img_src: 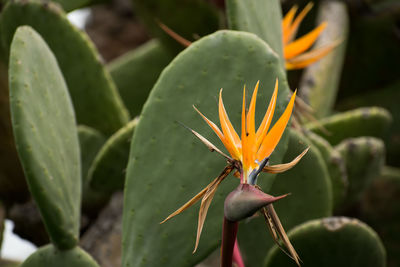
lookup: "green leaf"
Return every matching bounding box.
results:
[1,0,129,135]
[122,30,291,267]
[265,217,386,267]
[9,26,80,249]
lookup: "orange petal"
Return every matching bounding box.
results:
[262,147,309,173]
[282,5,298,45]
[256,79,278,149]
[241,86,249,179]
[193,106,226,144]
[219,90,241,159]
[257,91,296,161]
[245,81,259,169]
[285,40,340,70]
[285,2,314,44]
[284,22,327,59]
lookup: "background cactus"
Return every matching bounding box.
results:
[0,0,399,266]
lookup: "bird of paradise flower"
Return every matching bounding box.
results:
[161,80,308,266]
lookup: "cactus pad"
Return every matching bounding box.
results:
[306,131,348,209]
[265,217,386,267]
[109,40,174,117]
[77,126,109,214]
[226,0,284,62]
[1,0,129,135]
[306,107,392,145]
[299,1,349,118]
[9,26,80,249]
[335,137,385,205]
[89,118,138,193]
[21,244,99,267]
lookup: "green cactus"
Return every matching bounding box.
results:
[122,30,291,267]
[89,118,138,193]
[77,126,109,215]
[226,0,284,65]
[361,166,400,267]
[335,137,385,205]
[238,129,332,266]
[306,107,392,145]
[0,0,129,135]
[306,131,348,209]
[132,0,220,52]
[264,217,386,267]
[337,80,400,166]
[9,26,81,249]
[21,244,99,267]
[108,40,174,117]
[299,0,349,118]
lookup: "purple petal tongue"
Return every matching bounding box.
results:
[224,184,288,222]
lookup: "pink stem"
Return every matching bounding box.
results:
[232,239,245,267]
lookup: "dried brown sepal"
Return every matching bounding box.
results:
[263,147,309,174]
[157,21,192,47]
[160,165,233,224]
[193,165,233,253]
[178,121,233,162]
[266,204,301,266]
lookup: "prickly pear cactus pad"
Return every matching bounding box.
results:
[78,126,106,183]
[335,137,385,205]
[0,0,129,135]
[108,40,174,117]
[306,131,348,209]
[89,119,138,193]
[77,126,108,214]
[306,107,392,145]
[122,30,291,267]
[238,129,332,266]
[264,217,386,267]
[226,0,284,63]
[21,244,99,267]
[9,26,80,249]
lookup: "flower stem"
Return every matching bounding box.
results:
[221,216,238,267]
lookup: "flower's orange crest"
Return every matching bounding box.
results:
[195,79,296,184]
